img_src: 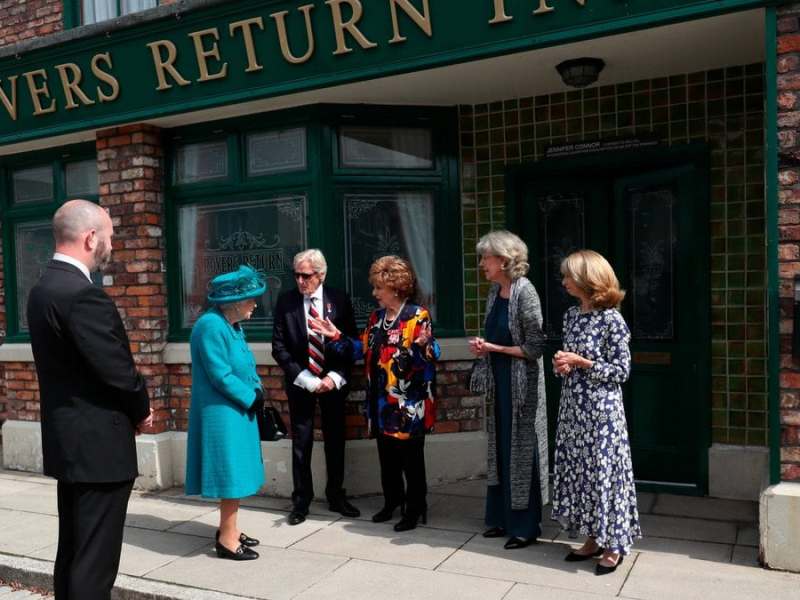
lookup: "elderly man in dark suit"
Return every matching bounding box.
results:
[27,199,152,600]
[272,249,360,525]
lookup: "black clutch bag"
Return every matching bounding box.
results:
[257,405,288,442]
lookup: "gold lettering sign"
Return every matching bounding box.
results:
[189,27,229,82]
[325,0,378,56]
[23,69,57,116]
[389,0,432,44]
[229,17,265,73]
[54,63,95,110]
[489,0,513,24]
[534,0,555,15]
[0,76,18,121]
[271,4,316,65]
[91,52,120,102]
[147,40,191,91]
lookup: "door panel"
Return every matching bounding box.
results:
[520,160,709,493]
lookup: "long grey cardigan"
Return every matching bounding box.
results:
[471,277,549,510]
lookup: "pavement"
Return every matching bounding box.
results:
[0,469,798,600]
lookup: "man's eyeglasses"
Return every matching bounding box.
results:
[294,271,317,281]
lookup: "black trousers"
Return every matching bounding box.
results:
[287,386,346,509]
[55,479,134,600]
[376,435,427,515]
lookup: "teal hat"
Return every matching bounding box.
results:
[207,265,267,304]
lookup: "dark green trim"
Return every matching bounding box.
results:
[4,0,780,147]
[0,142,97,342]
[766,6,781,486]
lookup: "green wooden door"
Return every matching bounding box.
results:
[517,156,710,494]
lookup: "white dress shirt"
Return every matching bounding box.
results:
[52,253,92,282]
[292,285,346,393]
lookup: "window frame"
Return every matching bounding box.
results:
[0,143,98,342]
[63,0,159,28]
[165,104,463,342]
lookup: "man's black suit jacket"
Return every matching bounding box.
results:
[27,260,150,483]
[271,286,358,386]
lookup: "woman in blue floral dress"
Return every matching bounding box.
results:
[551,250,641,576]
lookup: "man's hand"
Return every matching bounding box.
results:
[136,408,154,435]
[315,376,336,394]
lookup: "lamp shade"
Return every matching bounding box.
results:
[556,57,606,89]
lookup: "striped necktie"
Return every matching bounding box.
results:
[307,297,325,376]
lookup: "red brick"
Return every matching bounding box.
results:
[779,34,800,54]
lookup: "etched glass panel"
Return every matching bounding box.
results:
[345,192,435,323]
[247,128,307,176]
[175,141,228,184]
[627,185,676,340]
[66,159,98,197]
[537,193,585,339]
[339,127,433,169]
[15,221,55,332]
[178,196,307,330]
[13,166,53,205]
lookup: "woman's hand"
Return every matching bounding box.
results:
[469,337,487,357]
[553,350,592,373]
[309,317,341,340]
[414,322,432,346]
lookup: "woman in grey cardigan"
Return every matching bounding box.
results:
[469,230,548,550]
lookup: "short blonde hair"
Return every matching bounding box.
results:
[475,230,530,280]
[369,255,416,300]
[560,250,625,309]
[293,249,327,279]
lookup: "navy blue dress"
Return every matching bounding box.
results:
[484,297,542,539]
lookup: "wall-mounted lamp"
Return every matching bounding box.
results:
[794,275,800,358]
[556,57,606,89]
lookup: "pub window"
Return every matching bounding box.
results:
[79,0,158,25]
[166,106,463,342]
[0,145,98,341]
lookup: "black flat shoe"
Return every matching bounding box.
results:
[216,530,260,547]
[372,503,405,523]
[482,527,507,538]
[595,554,624,576]
[215,542,259,561]
[394,508,427,532]
[565,547,604,562]
[504,536,533,550]
[288,510,307,526]
[329,498,361,518]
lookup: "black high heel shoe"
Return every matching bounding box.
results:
[372,502,406,523]
[595,554,623,576]
[393,508,427,532]
[216,530,260,547]
[565,547,604,562]
[214,541,259,561]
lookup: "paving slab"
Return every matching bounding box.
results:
[0,510,59,555]
[168,505,339,548]
[638,513,737,544]
[504,582,619,599]
[631,536,733,563]
[0,487,57,517]
[125,496,218,531]
[29,527,211,577]
[291,520,473,570]
[430,478,488,498]
[0,480,50,497]
[636,492,657,514]
[294,558,512,600]
[650,494,757,523]
[731,545,760,568]
[144,545,347,600]
[620,552,800,600]
[437,536,632,596]
[154,488,294,513]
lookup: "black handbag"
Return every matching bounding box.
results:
[257,405,288,442]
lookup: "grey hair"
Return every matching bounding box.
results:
[476,230,530,280]
[293,248,328,277]
[53,199,108,245]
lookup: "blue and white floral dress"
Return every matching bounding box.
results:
[551,306,641,555]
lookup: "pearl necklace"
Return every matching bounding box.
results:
[382,300,407,330]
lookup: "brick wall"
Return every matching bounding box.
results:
[97,124,170,434]
[778,4,800,482]
[0,0,62,47]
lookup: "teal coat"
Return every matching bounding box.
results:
[185,308,264,499]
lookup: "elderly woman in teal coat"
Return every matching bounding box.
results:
[185,265,267,561]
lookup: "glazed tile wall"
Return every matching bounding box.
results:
[459,64,767,446]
